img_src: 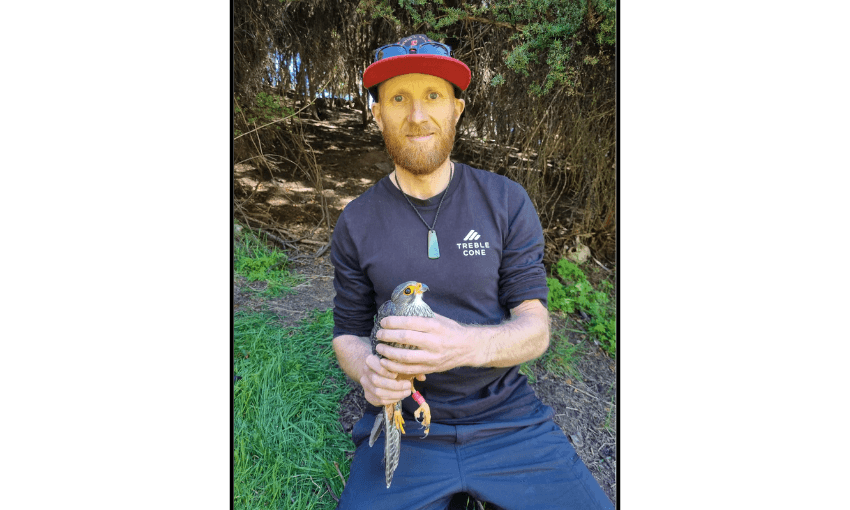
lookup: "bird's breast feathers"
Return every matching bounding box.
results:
[404,294,434,318]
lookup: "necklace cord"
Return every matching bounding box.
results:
[393,163,454,231]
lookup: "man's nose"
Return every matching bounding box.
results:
[408,100,428,123]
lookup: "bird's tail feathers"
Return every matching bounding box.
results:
[368,410,384,447]
[384,402,402,488]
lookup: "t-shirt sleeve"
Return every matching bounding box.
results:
[330,210,377,338]
[497,183,549,311]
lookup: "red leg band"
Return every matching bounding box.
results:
[412,390,425,406]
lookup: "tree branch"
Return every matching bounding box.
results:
[464,16,525,31]
[234,71,336,140]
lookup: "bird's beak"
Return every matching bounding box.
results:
[416,283,429,294]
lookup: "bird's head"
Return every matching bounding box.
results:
[390,281,429,305]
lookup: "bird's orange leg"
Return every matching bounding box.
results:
[410,381,431,438]
[388,403,405,434]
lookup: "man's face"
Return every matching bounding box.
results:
[372,73,466,176]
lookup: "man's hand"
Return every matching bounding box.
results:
[331,333,427,408]
[375,313,475,375]
[359,353,411,406]
[359,353,427,407]
[375,299,550,374]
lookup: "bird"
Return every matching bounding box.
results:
[368,280,434,488]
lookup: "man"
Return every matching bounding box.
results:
[330,34,613,509]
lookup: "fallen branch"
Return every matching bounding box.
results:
[597,442,616,454]
[269,308,308,314]
[554,407,579,413]
[333,461,346,487]
[325,480,339,503]
[313,242,331,258]
[566,382,617,407]
[260,229,296,250]
[592,257,611,272]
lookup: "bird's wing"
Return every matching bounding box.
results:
[371,299,396,355]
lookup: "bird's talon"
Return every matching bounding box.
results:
[414,402,431,438]
[392,408,406,434]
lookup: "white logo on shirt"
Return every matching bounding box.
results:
[463,230,481,241]
[457,230,489,256]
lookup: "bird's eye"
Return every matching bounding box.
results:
[404,287,412,295]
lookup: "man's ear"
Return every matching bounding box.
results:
[371,103,383,132]
[453,98,465,124]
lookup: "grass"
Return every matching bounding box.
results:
[233,309,354,509]
[234,222,301,297]
[518,361,537,384]
[540,330,585,381]
[602,403,615,432]
[520,329,585,384]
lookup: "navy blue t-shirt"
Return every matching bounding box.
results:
[331,162,549,424]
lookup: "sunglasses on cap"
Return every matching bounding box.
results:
[373,41,452,62]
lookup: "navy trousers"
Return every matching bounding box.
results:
[336,404,614,510]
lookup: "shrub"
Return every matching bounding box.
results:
[547,259,616,357]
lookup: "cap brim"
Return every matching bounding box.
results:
[363,54,471,92]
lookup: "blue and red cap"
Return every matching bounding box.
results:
[363,34,471,101]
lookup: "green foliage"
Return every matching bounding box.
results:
[237,92,293,127]
[547,259,616,358]
[233,310,353,509]
[496,1,586,95]
[255,91,288,121]
[360,0,616,96]
[595,0,617,46]
[488,0,616,95]
[356,0,402,24]
[234,222,299,297]
[546,276,571,313]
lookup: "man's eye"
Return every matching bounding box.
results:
[393,95,403,102]
[429,92,439,100]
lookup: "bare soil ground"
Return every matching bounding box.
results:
[233,105,617,505]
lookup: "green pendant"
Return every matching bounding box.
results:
[428,230,440,259]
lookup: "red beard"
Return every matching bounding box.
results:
[382,122,456,176]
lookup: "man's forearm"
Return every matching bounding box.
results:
[469,299,550,368]
[374,299,551,374]
[332,334,372,382]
